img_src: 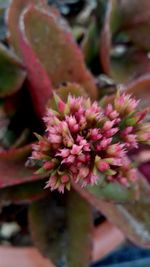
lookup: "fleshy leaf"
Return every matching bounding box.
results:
[19,5,97,100]
[0,43,26,97]
[18,29,53,118]
[6,0,47,56]
[110,50,150,83]
[0,180,48,205]
[87,181,139,203]
[29,191,92,267]
[118,0,150,51]
[100,0,150,83]
[82,18,99,66]
[0,145,47,188]
[99,202,150,248]
[100,0,120,75]
[73,175,150,248]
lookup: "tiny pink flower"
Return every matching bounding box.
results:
[71,144,82,155]
[104,127,119,137]
[88,129,102,141]
[96,160,110,172]
[122,126,133,135]
[103,120,115,131]
[48,134,61,144]
[107,143,125,157]
[114,92,139,114]
[61,175,70,183]
[31,88,150,193]
[79,166,89,179]
[66,115,79,132]
[45,176,57,189]
[127,169,137,182]
[43,161,55,170]
[125,134,138,148]
[56,148,70,158]
[120,177,129,187]
[96,138,112,151]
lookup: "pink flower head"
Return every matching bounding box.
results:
[114,92,139,114]
[31,87,150,193]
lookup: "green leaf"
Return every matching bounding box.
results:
[82,18,99,66]
[29,191,92,267]
[73,175,150,248]
[0,180,48,205]
[66,191,92,267]
[87,181,139,202]
[0,44,26,97]
[19,5,97,100]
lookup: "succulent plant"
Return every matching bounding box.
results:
[0,0,150,266]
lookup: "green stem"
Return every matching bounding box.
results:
[66,191,93,267]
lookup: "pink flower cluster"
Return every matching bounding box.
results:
[31,90,150,193]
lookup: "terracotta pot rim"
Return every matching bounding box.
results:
[0,221,125,267]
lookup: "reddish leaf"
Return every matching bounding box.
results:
[6,0,47,56]
[100,0,150,83]
[118,0,150,51]
[19,5,97,100]
[110,50,150,83]
[118,0,150,26]
[0,145,47,188]
[19,31,53,118]
[0,144,31,160]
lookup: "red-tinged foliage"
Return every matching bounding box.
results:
[6,0,47,56]
[99,0,150,83]
[19,5,97,100]
[0,145,47,188]
[0,1,149,264]
[73,176,150,248]
[19,30,53,118]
